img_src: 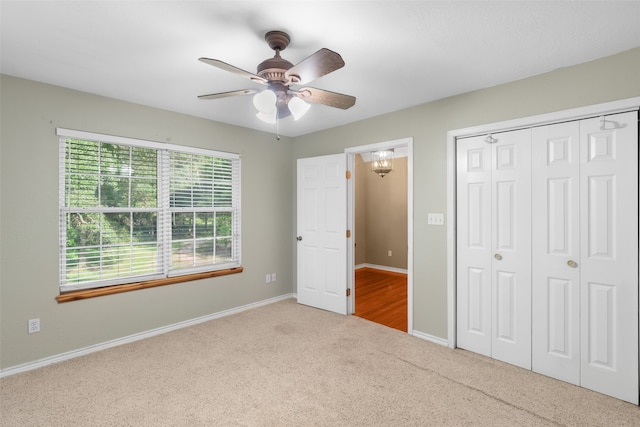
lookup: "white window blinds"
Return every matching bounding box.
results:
[167,151,241,276]
[58,128,241,292]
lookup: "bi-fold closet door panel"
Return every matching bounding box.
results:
[531,120,581,385]
[531,111,639,404]
[578,113,638,404]
[456,136,492,357]
[456,129,532,370]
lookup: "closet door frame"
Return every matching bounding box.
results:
[446,96,640,349]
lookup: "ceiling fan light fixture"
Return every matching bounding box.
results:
[253,89,277,114]
[256,110,277,124]
[288,96,310,120]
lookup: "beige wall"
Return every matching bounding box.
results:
[2,47,640,370]
[292,47,640,340]
[0,75,294,369]
[355,155,408,269]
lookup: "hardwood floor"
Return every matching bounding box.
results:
[354,267,407,332]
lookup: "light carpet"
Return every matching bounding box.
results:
[1,298,639,426]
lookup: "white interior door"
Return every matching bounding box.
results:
[532,121,581,385]
[296,154,347,314]
[579,112,638,404]
[456,130,531,369]
[456,135,492,356]
[489,129,532,369]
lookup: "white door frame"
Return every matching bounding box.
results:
[345,137,414,334]
[446,96,640,349]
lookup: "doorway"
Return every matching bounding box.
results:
[354,267,408,331]
[346,138,413,333]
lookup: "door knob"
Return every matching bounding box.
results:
[296,236,303,241]
[567,260,578,268]
[494,253,502,260]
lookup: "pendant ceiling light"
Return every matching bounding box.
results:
[371,149,394,177]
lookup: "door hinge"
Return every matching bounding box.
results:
[346,229,351,238]
[346,288,351,297]
[346,170,351,179]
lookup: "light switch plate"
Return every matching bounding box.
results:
[428,213,444,225]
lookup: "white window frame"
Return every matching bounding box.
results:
[57,128,241,293]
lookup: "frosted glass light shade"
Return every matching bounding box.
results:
[288,97,310,120]
[253,90,277,114]
[256,110,277,124]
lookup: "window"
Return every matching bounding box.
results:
[58,128,241,294]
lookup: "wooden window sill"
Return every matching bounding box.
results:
[56,267,244,303]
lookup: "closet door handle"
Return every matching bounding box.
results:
[296,236,303,241]
[567,260,578,268]
[494,253,502,261]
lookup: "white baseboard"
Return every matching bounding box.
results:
[0,293,294,378]
[355,263,408,274]
[411,329,449,347]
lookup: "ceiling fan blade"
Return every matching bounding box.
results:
[285,48,345,85]
[198,58,267,84]
[198,89,259,100]
[297,87,356,110]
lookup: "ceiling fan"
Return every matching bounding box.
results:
[198,30,356,123]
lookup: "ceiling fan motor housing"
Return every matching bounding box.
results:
[257,31,295,83]
[257,55,293,83]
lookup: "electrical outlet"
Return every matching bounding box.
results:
[265,274,271,284]
[28,318,40,334]
[388,250,392,257]
[271,273,277,282]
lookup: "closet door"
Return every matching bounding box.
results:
[457,130,531,369]
[532,111,638,404]
[532,121,581,385]
[457,135,492,357]
[490,129,532,369]
[579,112,638,404]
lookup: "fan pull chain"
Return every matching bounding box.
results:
[276,115,281,140]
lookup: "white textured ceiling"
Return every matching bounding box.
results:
[2,1,640,137]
